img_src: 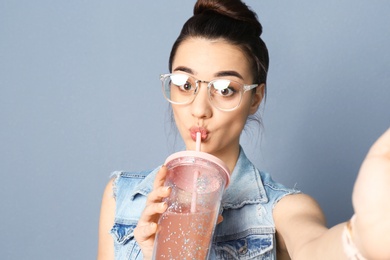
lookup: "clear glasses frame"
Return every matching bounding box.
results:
[160,73,258,111]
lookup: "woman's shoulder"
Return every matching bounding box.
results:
[259,171,300,193]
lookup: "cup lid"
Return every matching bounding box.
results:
[164,151,231,188]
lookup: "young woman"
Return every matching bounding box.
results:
[98,0,390,259]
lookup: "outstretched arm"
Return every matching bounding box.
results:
[274,128,390,260]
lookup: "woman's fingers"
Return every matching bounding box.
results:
[135,166,170,236]
[134,222,158,243]
[133,166,171,258]
[140,182,171,225]
[146,185,171,205]
[140,201,168,222]
[154,165,168,189]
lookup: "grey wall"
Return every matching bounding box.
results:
[1,1,389,259]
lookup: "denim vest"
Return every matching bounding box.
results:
[110,148,300,259]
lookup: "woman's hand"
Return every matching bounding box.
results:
[133,166,171,260]
[352,128,390,258]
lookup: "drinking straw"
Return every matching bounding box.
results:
[191,132,201,213]
[191,170,199,213]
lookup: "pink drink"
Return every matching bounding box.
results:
[154,208,217,259]
[152,151,230,260]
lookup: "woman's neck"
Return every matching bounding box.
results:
[211,144,241,174]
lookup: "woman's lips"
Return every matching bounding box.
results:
[190,127,208,141]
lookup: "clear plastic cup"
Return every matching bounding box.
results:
[152,151,230,260]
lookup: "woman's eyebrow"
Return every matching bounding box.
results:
[173,66,194,74]
[173,67,244,80]
[215,70,244,80]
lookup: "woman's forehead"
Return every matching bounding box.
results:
[172,37,252,80]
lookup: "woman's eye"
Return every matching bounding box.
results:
[179,82,193,91]
[216,87,235,97]
[212,80,238,97]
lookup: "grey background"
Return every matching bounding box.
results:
[1,1,389,259]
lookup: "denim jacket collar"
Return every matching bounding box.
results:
[130,147,268,209]
[129,168,159,200]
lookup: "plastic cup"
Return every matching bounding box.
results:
[152,151,230,260]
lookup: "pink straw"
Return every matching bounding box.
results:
[191,132,201,213]
[191,171,199,213]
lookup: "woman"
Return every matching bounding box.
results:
[98,0,390,259]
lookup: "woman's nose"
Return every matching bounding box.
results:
[191,82,212,119]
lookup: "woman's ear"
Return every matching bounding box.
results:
[249,83,265,115]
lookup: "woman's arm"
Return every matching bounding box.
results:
[274,128,390,259]
[97,179,116,260]
[274,193,346,259]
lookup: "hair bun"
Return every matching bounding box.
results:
[194,0,262,37]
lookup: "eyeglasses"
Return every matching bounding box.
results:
[160,73,258,111]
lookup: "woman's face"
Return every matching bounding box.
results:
[171,37,263,163]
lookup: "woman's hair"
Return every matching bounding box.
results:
[168,0,269,93]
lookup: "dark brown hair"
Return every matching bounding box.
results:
[168,0,269,93]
